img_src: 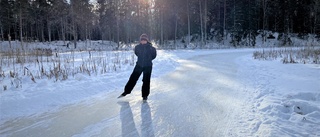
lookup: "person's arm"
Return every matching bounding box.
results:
[134,45,139,56]
[151,47,157,60]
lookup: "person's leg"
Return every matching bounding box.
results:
[142,66,152,98]
[123,65,143,95]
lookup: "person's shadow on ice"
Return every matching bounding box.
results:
[141,102,155,137]
[119,102,139,137]
[118,101,154,137]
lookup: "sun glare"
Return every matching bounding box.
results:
[139,0,152,6]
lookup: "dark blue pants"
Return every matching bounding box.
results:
[124,65,152,98]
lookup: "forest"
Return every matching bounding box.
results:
[0,0,319,48]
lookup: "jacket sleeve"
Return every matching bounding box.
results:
[151,47,157,60]
[134,45,139,56]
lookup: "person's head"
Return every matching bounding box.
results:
[140,34,149,44]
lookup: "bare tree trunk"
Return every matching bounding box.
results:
[204,0,207,45]
[126,16,130,44]
[174,14,178,49]
[0,23,4,41]
[89,28,92,46]
[101,26,104,44]
[41,23,45,42]
[85,23,88,47]
[24,22,28,42]
[61,18,66,45]
[116,17,120,49]
[248,0,251,47]
[160,8,164,46]
[8,34,11,48]
[19,5,23,48]
[262,0,267,46]
[233,0,236,47]
[108,25,111,43]
[14,16,18,41]
[314,0,319,34]
[199,0,203,48]
[71,3,77,49]
[148,3,153,42]
[223,0,226,46]
[73,24,77,49]
[125,3,130,45]
[30,23,34,41]
[36,22,39,41]
[116,0,120,49]
[315,13,317,34]
[47,20,51,42]
[187,0,191,45]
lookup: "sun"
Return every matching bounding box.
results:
[139,0,152,6]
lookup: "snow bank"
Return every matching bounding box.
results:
[236,53,320,136]
[0,50,178,124]
[0,40,119,52]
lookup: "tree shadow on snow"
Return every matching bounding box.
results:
[118,101,154,137]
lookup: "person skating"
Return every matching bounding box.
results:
[118,34,157,101]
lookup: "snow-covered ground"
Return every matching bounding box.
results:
[236,53,320,136]
[0,49,178,121]
[1,48,319,137]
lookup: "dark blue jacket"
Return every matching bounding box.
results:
[135,42,157,67]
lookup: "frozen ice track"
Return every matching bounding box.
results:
[149,52,248,136]
[0,51,251,137]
